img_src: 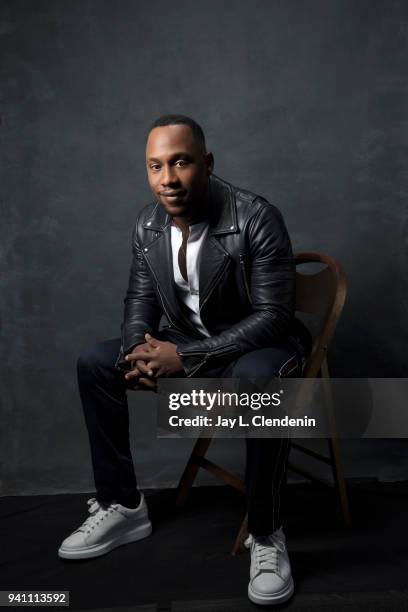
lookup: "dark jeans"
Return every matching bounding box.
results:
[77,328,307,536]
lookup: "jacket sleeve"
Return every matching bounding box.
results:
[115,213,163,371]
[176,201,295,376]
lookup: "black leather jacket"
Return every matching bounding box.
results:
[115,174,307,377]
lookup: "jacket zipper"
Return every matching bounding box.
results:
[156,284,181,332]
[186,354,210,377]
[183,344,240,377]
[239,253,253,305]
[178,344,238,357]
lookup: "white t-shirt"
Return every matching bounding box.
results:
[170,220,210,337]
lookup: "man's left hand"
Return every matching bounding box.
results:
[125,333,185,378]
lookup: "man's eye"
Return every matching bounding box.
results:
[150,164,161,171]
[175,160,188,167]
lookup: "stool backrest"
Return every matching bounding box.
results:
[295,252,347,378]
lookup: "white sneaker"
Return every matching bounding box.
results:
[58,493,152,559]
[246,527,294,606]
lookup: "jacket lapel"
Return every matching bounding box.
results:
[198,175,238,312]
[142,224,177,313]
[198,235,231,310]
[141,208,199,335]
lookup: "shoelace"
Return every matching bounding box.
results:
[76,498,118,534]
[245,532,286,574]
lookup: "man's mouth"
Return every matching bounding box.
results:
[159,191,186,199]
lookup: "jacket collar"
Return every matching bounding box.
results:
[142,174,238,235]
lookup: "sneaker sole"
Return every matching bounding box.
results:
[248,576,294,606]
[58,521,152,560]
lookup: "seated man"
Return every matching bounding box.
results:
[58,114,311,606]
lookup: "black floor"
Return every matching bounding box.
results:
[1,481,408,611]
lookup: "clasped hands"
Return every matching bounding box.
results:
[124,333,184,390]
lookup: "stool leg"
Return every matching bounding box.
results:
[321,358,351,526]
[327,436,351,525]
[175,437,212,507]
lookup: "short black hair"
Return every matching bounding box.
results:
[149,114,207,153]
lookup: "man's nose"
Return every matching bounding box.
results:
[161,165,178,186]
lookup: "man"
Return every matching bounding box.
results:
[58,115,311,606]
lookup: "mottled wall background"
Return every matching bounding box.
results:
[1,0,407,496]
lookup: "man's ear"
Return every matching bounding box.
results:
[204,152,214,176]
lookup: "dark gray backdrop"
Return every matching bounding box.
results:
[1,0,407,496]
